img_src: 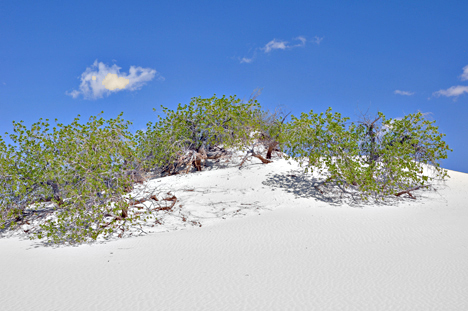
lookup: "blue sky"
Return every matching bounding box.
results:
[1,0,467,173]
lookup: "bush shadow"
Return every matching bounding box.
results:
[261,168,411,207]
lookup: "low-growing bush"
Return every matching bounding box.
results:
[135,94,267,175]
[0,96,452,245]
[0,113,142,243]
[275,108,452,200]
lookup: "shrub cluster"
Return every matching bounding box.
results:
[135,94,265,174]
[0,113,141,243]
[276,108,451,200]
[0,95,452,244]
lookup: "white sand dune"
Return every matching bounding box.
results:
[1,145,467,310]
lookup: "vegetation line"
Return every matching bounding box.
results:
[0,94,452,244]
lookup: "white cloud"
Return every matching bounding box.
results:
[314,36,324,45]
[240,36,321,64]
[431,65,468,100]
[263,39,288,53]
[66,60,162,100]
[68,90,81,99]
[240,57,253,64]
[263,36,309,53]
[293,36,306,47]
[432,85,468,98]
[394,90,415,96]
[460,65,468,81]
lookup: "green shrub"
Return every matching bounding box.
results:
[135,94,266,173]
[276,108,451,200]
[0,112,141,244]
[0,98,452,245]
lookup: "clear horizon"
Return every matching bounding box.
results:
[1,0,467,173]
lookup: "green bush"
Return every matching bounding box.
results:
[135,94,266,173]
[0,112,142,243]
[0,97,452,245]
[276,108,452,200]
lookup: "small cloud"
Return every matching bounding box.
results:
[394,90,415,96]
[263,39,288,53]
[460,65,468,81]
[432,85,468,98]
[432,65,468,100]
[263,37,308,53]
[66,60,162,100]
[293,36,306,47]
[418,110,433,118]
[240,36,320,64]
[313,36,324,45]
[68,90,81,99]
[240,57,254,64]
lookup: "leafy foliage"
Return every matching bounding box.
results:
[276,108,452,200]
[0,95,269,244]
[0,97,452,245]
[0,113,141,243]
[135,94,266,174]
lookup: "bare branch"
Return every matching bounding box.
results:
[394,185,429,198]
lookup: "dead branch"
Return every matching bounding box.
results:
[314,185,324,194]
[191,151,206,172]
[239,149,253,168]
[239,147,273,168]
[251,151,273,164]
[130,198,148,205]
[153,194,177,211]
[394,185,429,199]
[158,143,231,176]
[121,206,128,218]
[205,147,228,159]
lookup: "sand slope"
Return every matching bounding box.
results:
[1,150,467,310]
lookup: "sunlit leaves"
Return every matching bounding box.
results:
[0,99,452,244]
[275,108,451,200]
[135,94,265,171]
[0,113,139,243]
